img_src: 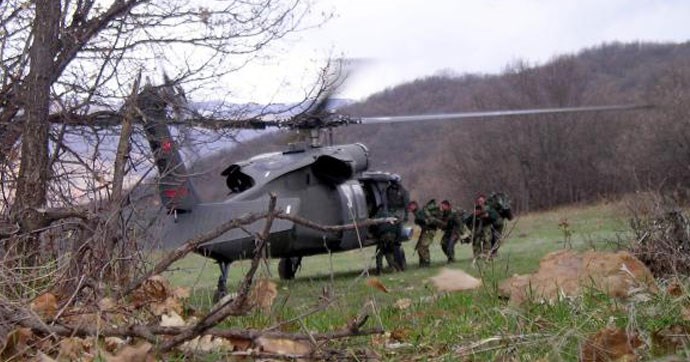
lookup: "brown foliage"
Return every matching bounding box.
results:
[628,195,690,277]
[580,327,642,362]
[366,277,390,293]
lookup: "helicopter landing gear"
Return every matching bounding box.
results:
[278,257,302,280]
[213,259,232,303]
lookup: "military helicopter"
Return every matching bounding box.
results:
[137,81,648,298]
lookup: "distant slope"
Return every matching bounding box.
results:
[191,41,690,212]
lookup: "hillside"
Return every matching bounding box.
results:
[191,41,690,212]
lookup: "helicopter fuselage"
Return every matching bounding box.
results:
[161,143,409,263]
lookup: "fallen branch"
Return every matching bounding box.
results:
[0,194,392,359]
[7,303,382,344]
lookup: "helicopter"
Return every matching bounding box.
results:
[136,81,649,299]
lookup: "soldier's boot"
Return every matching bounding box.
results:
[471,239,481,258]
[490,230,501,257]
[384,252,401,272]
[418,247,431,267]
[442,238,456,263]
[375,250,384,275]
[392,245,406,271]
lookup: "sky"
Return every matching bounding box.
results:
[224,0,690,103]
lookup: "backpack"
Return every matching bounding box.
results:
[488,192,514,220]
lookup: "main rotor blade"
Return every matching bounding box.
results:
[359,104,652,124]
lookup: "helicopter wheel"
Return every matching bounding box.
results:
[278,257,301,280]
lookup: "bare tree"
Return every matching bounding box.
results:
[0,0,327,271]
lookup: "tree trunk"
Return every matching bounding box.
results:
[13,1,61,251]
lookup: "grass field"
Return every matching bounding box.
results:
[161,200,689,360]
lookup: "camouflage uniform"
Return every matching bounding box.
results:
[374,208,403,274]
[439,207,470,263]
[414,200,441,267]
[486,193,514,256]
[465,204,498,258]
[374,183,409,273]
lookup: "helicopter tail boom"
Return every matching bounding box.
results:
[138,86,201,212]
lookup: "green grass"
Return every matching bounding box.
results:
[160,201,690,360]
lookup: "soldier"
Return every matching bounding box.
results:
[386,181,409,270]
[438,200,470,263]
[374,182,409,274]
[373,206,402,274]
[409,199,441,267]
[486,192,514,256]
[466,194,498,259]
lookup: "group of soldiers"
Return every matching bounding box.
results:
[409,193,513,266]
[374,192,514,273]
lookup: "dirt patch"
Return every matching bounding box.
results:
[499,250,657,305]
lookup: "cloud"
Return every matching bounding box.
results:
[219,0,690,102]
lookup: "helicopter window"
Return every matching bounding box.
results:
[312,155,353,185]
[221,164,255,193]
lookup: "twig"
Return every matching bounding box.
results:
[52,275,85,323]
[158,194,278,352]
[3,297,382,344]
[454,333,551,356]
[117,210,270,299]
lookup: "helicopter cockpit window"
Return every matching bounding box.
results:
[221,164,255,193]
[312,155,353,185]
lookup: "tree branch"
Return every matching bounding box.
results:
[158,193,279,352]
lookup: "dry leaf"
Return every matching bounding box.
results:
[180,335,233,353]
[104,337,126,353]
[98,297,117,312]
[0,327,33,359]
[371,332,391,348]
[257,337,312,356]
[62,309,104,330]
[105,342,153,362]
[150,296,183,316]
[651,324,690,355]
[667,281,684,297]
[30,293,58,319]
[366,277,389,293]
[249,279,278,312]
[131,275,170,307]
[34,351,57,362]
[429,268,482,292]
[58,337,93,361]
[580,327,642,362]
[160,311,186,327]
[394,298,412,310]
[225,336,253,351]
[172,287,190,300]
[390,328,411,342]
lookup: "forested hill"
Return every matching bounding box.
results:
[194,41,690,212]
